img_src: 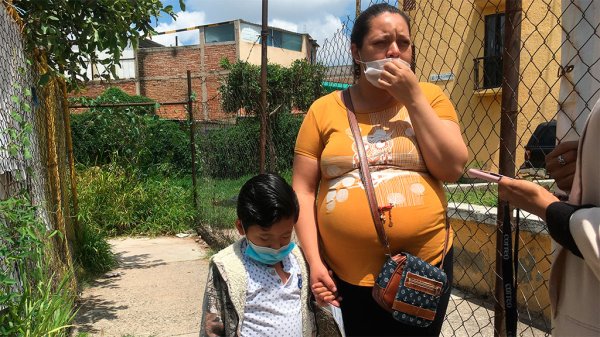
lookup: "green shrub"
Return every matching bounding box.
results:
[139,117,191,174]
[219,59,324,113]
[70,87,190,174]
[271,112,304,172]
[198,112,303,179]
[198,117,259,178]
[76,164,195,236]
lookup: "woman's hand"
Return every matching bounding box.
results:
[545,140,578,191]
[310,261,341,307]
[498,177,559,220]
[379,59,422,107]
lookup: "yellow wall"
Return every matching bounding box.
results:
[238,38,310,67]
[450,215,552,321]
[409,0,562,171]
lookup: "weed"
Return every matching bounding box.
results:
[75,224,117,276]
[0,196,76,336]
[77,164,195,236]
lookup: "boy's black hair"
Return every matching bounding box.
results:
[237,173,299,231]
[350,3,412,79]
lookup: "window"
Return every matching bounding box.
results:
[281,32,302,51]
[483,13,504,88]
[205,23,234,43]
[259,28,303,52]
[269,30,283,48]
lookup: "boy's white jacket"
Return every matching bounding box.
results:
[199,239,343,337]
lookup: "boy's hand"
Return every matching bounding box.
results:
[545,140,578,191]
[310,262,341,307]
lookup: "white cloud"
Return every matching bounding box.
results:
[300,14,344,48]
[182,0,351,47]
[151,11,207,46]
[268,19,298,33]
[149,0,354,66]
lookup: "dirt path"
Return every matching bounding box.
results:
[72,236,210,337]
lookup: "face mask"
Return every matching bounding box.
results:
[245,239,296,265]
[357,56,411,88]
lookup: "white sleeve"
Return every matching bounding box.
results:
[570,207,600,281]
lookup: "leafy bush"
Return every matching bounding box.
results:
[139,117,191,173]
[0,196,76,336]
[270,112,304,172]
[219,59,325,114]
[76,164,195,236]
[198,118,260,178]
[198,112,303,178]
[70,87,190,174]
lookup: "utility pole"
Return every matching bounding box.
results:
[495,0,522,336]
[259,0,268,173]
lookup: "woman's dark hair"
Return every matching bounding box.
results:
[350,3,412,79]
[237,173,300,231]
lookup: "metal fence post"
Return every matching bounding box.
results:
[188,70,198,211]
[259,0,268,174]
[495,0,522,336]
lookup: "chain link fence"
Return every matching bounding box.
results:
[317,0,597,335]
[0,2,77,305]
[60,0,598,335]
[192,0,597,335]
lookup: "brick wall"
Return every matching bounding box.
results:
[73,80,137,99]
[70,43,238,121]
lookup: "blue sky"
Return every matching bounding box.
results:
[149,0,358,47]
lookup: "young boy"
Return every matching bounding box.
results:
[200,173,342,337]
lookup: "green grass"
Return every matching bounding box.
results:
[446,185,498,207]
[195,170,293,231]
[78,164,498,238]
[77,165,196,236]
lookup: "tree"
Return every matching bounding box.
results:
[219,58,325,114]
[9,0,185,89]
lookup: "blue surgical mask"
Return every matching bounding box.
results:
[245,239,296,265]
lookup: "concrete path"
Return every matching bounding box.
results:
[71,236,548,337]
[72,236,210,337]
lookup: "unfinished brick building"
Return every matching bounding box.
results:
[73,19,318,121]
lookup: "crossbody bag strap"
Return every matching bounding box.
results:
[342,89,390,251]
[342,89,450,264]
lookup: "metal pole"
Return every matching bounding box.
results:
[356,0,361,19]
[187,70,198,211]
[259,0,268,173]
[60,78,81,248]
[495,1,521,336]
[68,101,189,109]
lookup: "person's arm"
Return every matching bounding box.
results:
[200,263,226,337]
[545,202,596,258]
[497,178,558,221]
[292,154,340,307]
[380,61,468,182]
[498,178,598,264]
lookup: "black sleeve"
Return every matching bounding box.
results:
[545,202,595,259]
